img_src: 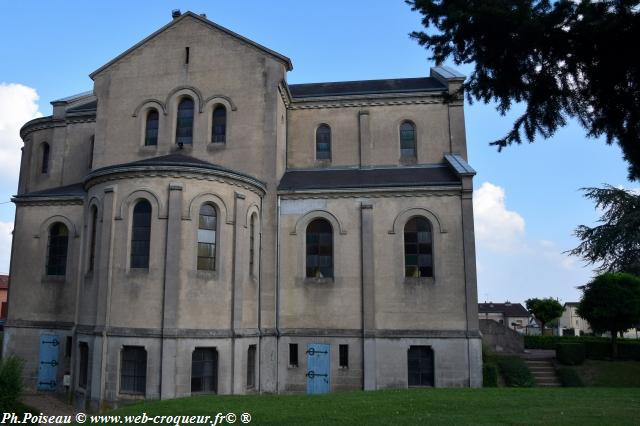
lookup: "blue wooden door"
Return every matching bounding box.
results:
[38,334,59,391]
[306,343,330,394]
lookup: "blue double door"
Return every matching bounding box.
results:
[38,334,60,391]
[306,343,330,394]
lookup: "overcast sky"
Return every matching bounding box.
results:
[0,1,635,304]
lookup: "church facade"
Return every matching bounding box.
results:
[3,11,481,407]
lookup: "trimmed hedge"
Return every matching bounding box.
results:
[556,367,584,387]
[0,356,24,412]
[525,336,640,360]
[495,356,535,387]
[483,363,498,387]
[557,343,586,365]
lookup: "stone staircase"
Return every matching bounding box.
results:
[524,358,561,387]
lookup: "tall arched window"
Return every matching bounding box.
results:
[89,206,98,272]
[41,143,50,174]
[197,204,217,271]
[400,121,417,158]
[145,109,159,146]
[176,98,194,145]
[404,217,433,278]
[315,124,331,160]
[47,222,69,276]
[306,218,333,278]
[131,200,151,269]
[212,105,226,143]
[249,213,256,275]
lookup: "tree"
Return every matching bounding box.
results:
[578,272,640,358]
[525,298,563,334]
[567,185,640,275]
[406,0,640,180]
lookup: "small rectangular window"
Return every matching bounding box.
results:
[79,342,89,389]
[120,346,147,395]
[246,345,256,388]
[339,344,349,368]
[65,336,73,358]
[185,46,190,64]
[289,344,298,367]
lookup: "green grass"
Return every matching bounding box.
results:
[569,360,640,387]
[100,388,640,425]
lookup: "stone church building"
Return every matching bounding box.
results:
[3,11,481,407]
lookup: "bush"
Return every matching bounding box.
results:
[0,356,24,412]
[483,363,498,387]
[495,356,535,387]
[557,343,586,365]
[556,367,584,387]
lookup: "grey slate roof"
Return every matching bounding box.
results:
[15,183,85,199]
[67,100,97,113]
[478,303,529,317]
[278,165,460,192]
[88,153,265,188]
[288,77,446,98]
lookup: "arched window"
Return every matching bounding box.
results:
[400,121,417,158]
[197,204,217,271]
[130,200,151,269]
[176,98,194,145]
[306,218,333,278]
[145,110,159,146]
[404,217,433,277]
[249,213,256,275]
[89,206,98,272]
[47,222,69,276]
[41,143,50,174]
[315,124,331,160]
[212,105,226,143]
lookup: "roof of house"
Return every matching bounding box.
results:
[564,302,580,308]
[90,11,293,79]
[278,164,460,192]
[0,275,8,290]
[288,77,446,98]
[478,302,529,317]
[14,183,86,199]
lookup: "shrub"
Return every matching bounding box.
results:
[585,341,611,359]
[618,342,640,361]
[557,343,586,365]
[483,363,498,387]
[556,367,584,387]
[0,356,24,412]
[495,356,535,387]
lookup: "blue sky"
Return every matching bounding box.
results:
[0,1,634,304]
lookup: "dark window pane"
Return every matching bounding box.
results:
[41,143,50,174]
[246,345,256,388]
[289,344,298,366]
[305,219,333,278]
[339,344,349,368]
[191,348,218,393]
[316,125,331,160]
[47,223,69,276]
[197,204,217,271]
[407,346,434,387]
[176,98,194,145]
[145,110,159,146]
[400,121,416,158]
[404,218,433,278]
[120,346,146,394]
[212,106,226,143]
[130,201,151,269]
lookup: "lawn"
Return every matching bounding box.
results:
[102,388,640,425]
[569,360,640,387]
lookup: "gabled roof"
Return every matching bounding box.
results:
[90,11,292,79]
[478,303,529,317]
